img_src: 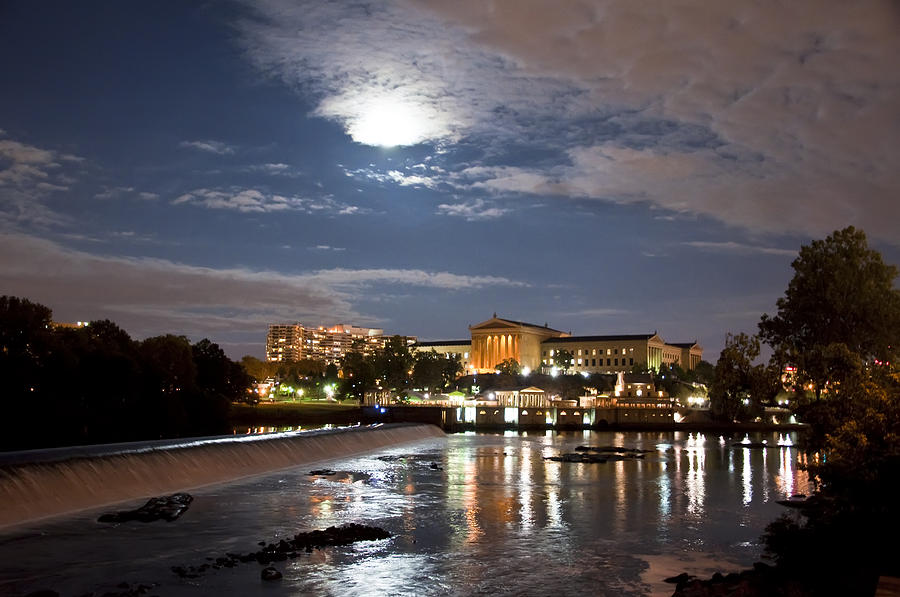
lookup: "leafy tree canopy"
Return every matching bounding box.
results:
[759,226,900,398]
[495,357,521,376]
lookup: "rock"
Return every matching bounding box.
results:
[308,469,337,476]
[98,493,193,523]
[664,572,692,584]
[261,567,282,581]
[174,523,392,580]
[575,445,653,454]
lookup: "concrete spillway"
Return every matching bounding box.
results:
[0,423,445,530]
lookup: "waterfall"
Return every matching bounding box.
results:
[0,423,444,530]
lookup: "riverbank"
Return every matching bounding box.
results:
[230,402,807,434]
[229,402,364,426]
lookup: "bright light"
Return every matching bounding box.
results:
[324,385,335,399]
[550,367,559,378]
[522,367,531,376]
[346,97,437,147]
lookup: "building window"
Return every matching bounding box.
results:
[607,358,611,365]
[614,358,618,365]
[630,358,634,365]
[592,359,596,366]
[607,349,611,355]
[592,349,596,355]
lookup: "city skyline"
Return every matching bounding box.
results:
[2,1,898,361]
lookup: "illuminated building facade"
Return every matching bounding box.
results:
[414,315,702,374]
[266,323,385,364]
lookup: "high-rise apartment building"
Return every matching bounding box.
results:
[266,323,386,365]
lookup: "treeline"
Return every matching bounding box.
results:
[0,296,251,451]
[705,227,900,593]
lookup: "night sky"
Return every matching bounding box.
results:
[2,0,898,360]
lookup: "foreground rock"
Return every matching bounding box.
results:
[260,567,283,581]
[98,493,193,523]
[172,523,392,579]
[669,562,810,596]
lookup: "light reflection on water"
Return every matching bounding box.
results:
[0,431,812,597]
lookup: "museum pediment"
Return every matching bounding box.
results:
[469,317,521,331]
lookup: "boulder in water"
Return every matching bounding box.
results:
[261,566,283,581]
[98,492,193,523]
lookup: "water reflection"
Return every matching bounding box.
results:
[742,446,752,505]
[0,430,816,597]
[685,433,706,516]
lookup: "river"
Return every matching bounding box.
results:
[0,430,809,596]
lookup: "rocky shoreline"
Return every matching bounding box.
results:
[666,562,811,596]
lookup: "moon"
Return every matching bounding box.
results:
[348,97,439,147]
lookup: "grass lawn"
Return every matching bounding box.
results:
[230,401,364,425]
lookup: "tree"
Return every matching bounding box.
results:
[374,335,413,391]
[339,348,376,402]
[193,339,251,403]
[709,333,774,421]
[440,353,463,388]
[759,226,900,399]
[495,357,521,376]
[412,349,445,390]
[240,355,278,382]
[553,349,574,374]
[689,359,715,386]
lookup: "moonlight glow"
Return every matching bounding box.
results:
[346,98,441,147]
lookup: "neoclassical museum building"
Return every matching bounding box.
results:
[415,315,703,375]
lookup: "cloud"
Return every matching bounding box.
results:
[94,186,135,199]
[172,187,364,215]
[683,241,797,257]
[0,233,525,348]
[94,187,160,201]
[246,162,301,177]
[235,0,900,242]
[179,140,236,155]
[344,166,441,189]
[436,199,509,221]
[0,138,82,227]
[561,308,631,318]
[310,245,346,252]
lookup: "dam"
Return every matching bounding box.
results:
[0,423,445,529]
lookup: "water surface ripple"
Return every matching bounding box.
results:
[0,430,808,596]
